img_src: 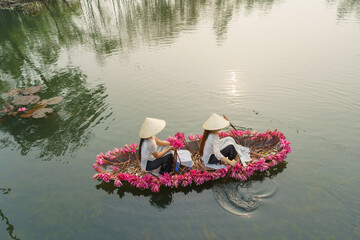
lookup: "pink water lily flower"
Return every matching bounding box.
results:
[129,143,138,153]
[114,179,122,187]
[96,157,104,165]
[119,148,126,155]
[18,107,26,112]
[188,134,197,141]
[174,132,185,141]
[124,144,132,153]
[151,183,160,193]
[167,137,184,149]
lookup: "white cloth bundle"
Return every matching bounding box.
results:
[175,149,194,168]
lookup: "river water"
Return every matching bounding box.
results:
[0,0,359,239]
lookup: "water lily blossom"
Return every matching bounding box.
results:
[188,134,197,141]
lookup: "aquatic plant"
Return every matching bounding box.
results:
[0,85,63,119]
[167,136,185,149]
[188,134,197,141]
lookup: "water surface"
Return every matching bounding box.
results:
[0,0,359,239]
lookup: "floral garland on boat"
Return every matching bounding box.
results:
[92,129,292,192]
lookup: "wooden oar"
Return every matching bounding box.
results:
[224,115,238,132]
[222,115,239,183]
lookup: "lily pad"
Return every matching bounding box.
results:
[32,108,53,118]
[7,112,17,117]
[5,89,22,97]
[20,105,47,118]
[0,105,14,113]
[20,113,33,118]
[12,95,40,105]
[22,86,43,95]
[38,96,63,105]
[24,104,47,114]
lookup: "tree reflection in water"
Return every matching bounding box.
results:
[0,0,282,161]
[95,161,287,210]
[327,0,360,21]
[1,188,20,240]
[0,3,111,161]
[0,69,110,161]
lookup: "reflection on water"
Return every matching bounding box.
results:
[96,161,287,211]
[78,0,280,50]
[0,0,281,62]
[0,0,282,161]
[213,0,279,43]
[0,0,359,238]
[328,0,360,21]
[95,181,215,209]
[213,161,287,216]
[0,209,20,240]
[0,2,112,161]
[213,179,277,216]
[0,67,111,161]
[1,188,20,240]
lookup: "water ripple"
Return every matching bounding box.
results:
[213,178,277,216]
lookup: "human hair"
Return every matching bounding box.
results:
[138,138,146,160]
[199,129,211,157]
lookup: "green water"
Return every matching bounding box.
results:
[0,0,359,239]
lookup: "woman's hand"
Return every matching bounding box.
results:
[169,146,177,151]
[155,138,171,146]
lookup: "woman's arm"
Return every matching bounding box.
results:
[213,136,237,166]
[152,146,176,159]
[155,137,171,146]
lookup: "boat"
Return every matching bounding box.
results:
[92,129,292,192]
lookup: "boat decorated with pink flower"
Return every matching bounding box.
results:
[92,129,291,192]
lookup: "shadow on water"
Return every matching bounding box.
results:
[1,188,20,240]
[96,161,287,210]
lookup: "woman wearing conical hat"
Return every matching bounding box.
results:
[199,113,252,169]
[139,117,176,175]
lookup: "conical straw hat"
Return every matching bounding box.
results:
[202,113,230,130]
[139,117,166,138]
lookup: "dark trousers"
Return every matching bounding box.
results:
[208,145,237,164]
[146,153,173,175]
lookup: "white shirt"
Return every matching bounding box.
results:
[140,138,157,171]
[201,135,252,168]
[201,134,224,165]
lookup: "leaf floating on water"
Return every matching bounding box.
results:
[0,105,14,113]
[32,108,53,118]
[24,104,47,115]
[12,95,40,105]
[21,85,43,95]
[5,89,22,97]
[7,112,17,117]
[20,113,33,118]
[38,96,63,105]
